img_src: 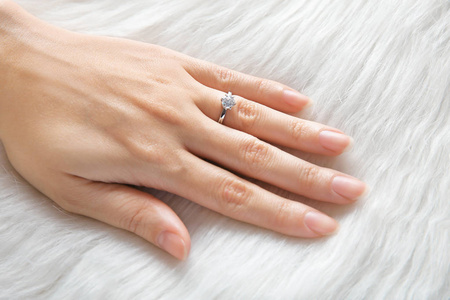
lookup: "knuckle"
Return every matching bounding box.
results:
[218,177,251,213]
[152,105,185,126]
[298,165,320,190]
[237,100,259,130]
[124,137,188,188]
[123,202,150,236]
[161,149,188,177]
[127,138,165,164]
[215,67,235,90]
[254,78,269,95]
[272,201,292,229]
[133,144,186,174]
[241,138,270,172]
[289,119,310,142]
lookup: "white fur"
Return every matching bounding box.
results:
[1,0,449,299]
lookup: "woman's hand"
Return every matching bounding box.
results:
[0,1,366,260]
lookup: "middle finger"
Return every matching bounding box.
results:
[186,117,366,204]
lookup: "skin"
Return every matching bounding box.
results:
[0,1,366,260]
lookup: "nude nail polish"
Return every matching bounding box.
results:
[332,176,367,200]
[319,131,353,152]
[283,90,312,108]
[304,211,339,235]
[157,231,188,260]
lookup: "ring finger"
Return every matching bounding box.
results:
[196,87,353,156]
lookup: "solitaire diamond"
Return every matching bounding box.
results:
[221,92,236,110]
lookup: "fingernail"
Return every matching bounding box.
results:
[304,211,339,235]
[332,176,367,200]
[319,131,353,152]
[283,90,312,108]
[157,231,188,260]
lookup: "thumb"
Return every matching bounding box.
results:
[59,178,190,260]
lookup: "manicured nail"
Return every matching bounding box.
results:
[157,231,188,260]
[332,176,367,200]
[304,211,339,235]
[283,90,312,108]
[319,131,353,152]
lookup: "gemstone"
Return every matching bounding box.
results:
[222,92,236,110]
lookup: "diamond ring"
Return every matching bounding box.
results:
[218,92,236,124]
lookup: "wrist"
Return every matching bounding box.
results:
[0,1,26,137]
[0,1,47,138]
[0,0,29,63]
[0,2,80,141]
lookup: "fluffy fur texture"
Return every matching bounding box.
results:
[1,0,449,299]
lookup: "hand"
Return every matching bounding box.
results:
[0,1,366,260]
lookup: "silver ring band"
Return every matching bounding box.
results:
[218,91,236,124]
[218,108,227,124]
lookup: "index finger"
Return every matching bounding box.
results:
[165,152,339,238]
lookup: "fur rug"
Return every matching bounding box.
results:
[1,0,449,299]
